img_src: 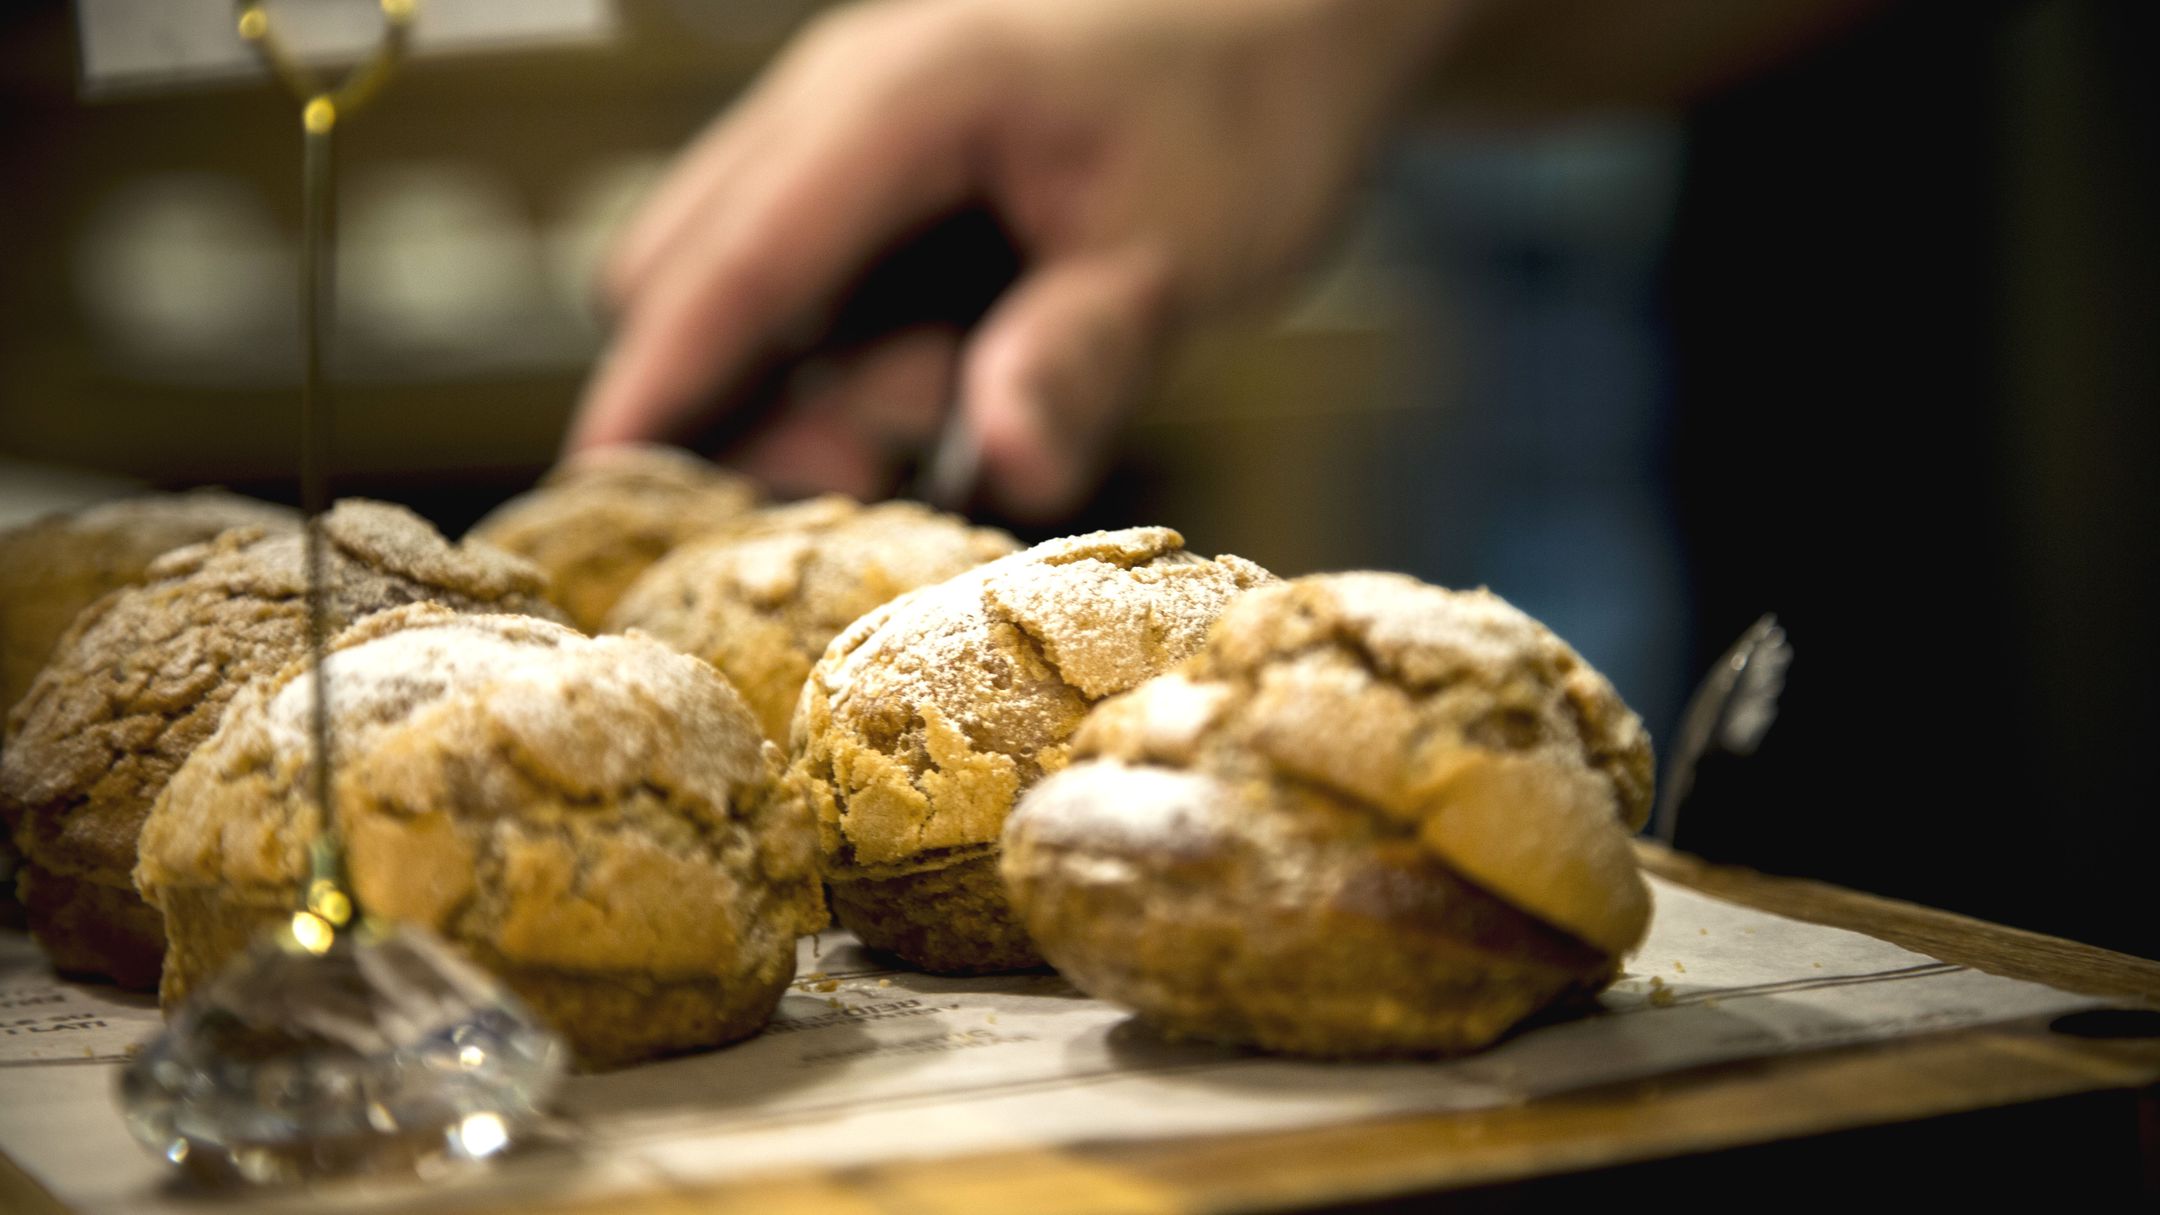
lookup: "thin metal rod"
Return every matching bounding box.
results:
[300,103,343,896]
[236,0,415,920]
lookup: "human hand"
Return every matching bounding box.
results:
[571,0,1450,518]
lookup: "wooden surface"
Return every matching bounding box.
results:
[1635,843,2160,1004]
[540,843,2160,1215]
[7,844,2155,1215]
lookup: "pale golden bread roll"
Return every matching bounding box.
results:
[138,603,824,1069]
[0,489,298,727]
[787,527,1273,973]
[468,443,761,632]
[0,501,562,988]
[607,496,1018,743]
[1001,573,1654,1055]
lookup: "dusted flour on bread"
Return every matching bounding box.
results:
[1002,573,1655,1055]
[0,489,298,725]
[0,500,562,988]
[138,603,824,1069]
[788,527,1273,972]
[607,496,1018,743]
[469,443,761,632]
[1134,573,1653,951]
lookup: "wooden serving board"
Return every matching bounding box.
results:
[533,842,2160,1214]
[5,841,2155,1214]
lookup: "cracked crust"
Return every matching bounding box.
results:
[787,527,1273,972]
[469,443,762,632]
[0,500,563,988]
[1000,573,1654,1056]
[606,496,1018,743]
[138,603,825,1068]
[0,489,298,727]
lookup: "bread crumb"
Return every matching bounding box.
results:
[803,971,829,982]
[877,978,893,988]
[1648,987,1676,1008]
[986,1013,999,1024]
[814,980,839,993]
[1673,961,1686,973]
[1698,927,1708,936]
[826,998,843,1009]
[1813,962,1823,970]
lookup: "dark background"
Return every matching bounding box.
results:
[1669,0,2159,960]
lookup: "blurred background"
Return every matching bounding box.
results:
[0,0,2153,957]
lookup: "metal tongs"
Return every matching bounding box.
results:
[1651,613,1793,845]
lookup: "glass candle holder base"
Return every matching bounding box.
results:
[118,916,565,1188]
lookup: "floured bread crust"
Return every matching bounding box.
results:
[607,496,1017,743]
[138,604,824,1068]
[787,527,1273,972]
[0,500,562,988]
[469,443,761,631]
[1001,573,1655,1055]
[0,489,298,726]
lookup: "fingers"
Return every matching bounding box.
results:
[727,411,889,503]
[733,326,960,499]
[570,27,982,454]
[571,121,963,452]
[960,250,1171,520]
[820,326,958,444]
[599,109,766,310]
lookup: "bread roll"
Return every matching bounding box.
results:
[608,496,1018,743]
[0,489,297,726]
[788,527,1272,973]
[1002,573,1654,1055]
[468,444,760,632]
[138,603,823,1068]
[0,501,561,987]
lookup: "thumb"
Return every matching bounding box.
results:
[959,251,1171,522]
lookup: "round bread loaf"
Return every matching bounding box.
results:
[138,603,823,1068]
[788,527,1273,973]
[607,496,1019,743]
[0,489,298,726]
[469,443,761,632]
[1001,573,1655,1056]
[0,500,562,988]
